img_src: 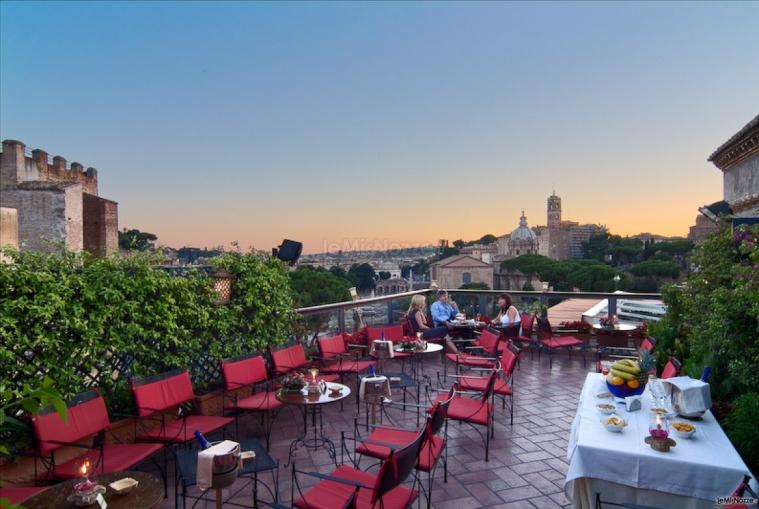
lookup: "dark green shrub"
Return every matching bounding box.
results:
[724,393,759,475]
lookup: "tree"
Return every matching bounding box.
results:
[452,239,466,249]
[522,281,535,291]
[348,263,377,292]
[478,234,497,245]
[329,266,348,280]
[118,228,157,251]
[289,266,351,307]
[378,271,391,280]
[630,260,680,279]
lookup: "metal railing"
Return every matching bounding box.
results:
[294,288,662,335]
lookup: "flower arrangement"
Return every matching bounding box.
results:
[558,320,592,333]
[599,315,619,328]
[280,373,306,392]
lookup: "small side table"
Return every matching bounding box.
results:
[22,471,163,509]
[276,382,351,466]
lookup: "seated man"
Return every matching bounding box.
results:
[430,290,459,327]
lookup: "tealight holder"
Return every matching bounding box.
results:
[646,413,676,452]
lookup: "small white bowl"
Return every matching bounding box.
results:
[601,415,626,432]
[671,422,696,438]
[596,403,616,415]
[109,477,139,495]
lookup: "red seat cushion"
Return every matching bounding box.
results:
[541,336,583,348]
[457,376,512,396]
[52,443,163,479]
[356,428,444,472]
[293,464,417,509]
[228,391,284,411]
[434,394,491,426]
[445,353,496,368]
[322,359,375,374]
[137,415,233,443]
[0,486,47,503]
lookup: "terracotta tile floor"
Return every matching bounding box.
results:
[158,348,591,508]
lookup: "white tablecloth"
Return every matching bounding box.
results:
[565,373,754,509]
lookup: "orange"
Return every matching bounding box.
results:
[611,376,624,386]
[626,379,640,389]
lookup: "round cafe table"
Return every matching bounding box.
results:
[22,471,163,509]
[276,381,351,467]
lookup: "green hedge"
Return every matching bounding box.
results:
[0,247,294,416]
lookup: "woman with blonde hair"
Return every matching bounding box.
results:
[407,294,449,341]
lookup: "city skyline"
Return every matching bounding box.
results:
[2,2,758,254]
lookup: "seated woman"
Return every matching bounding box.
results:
[492,293,520,327]
[407,294,450,342]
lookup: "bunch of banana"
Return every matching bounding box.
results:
[608,359,640,381]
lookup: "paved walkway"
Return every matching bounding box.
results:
[159,348,591,508]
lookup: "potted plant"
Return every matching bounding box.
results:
[279,373,306,394]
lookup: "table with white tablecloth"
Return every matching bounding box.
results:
[565,373,755,509]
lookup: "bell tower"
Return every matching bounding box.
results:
[547,191,561,228]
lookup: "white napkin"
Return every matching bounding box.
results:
[197,440,239,491]
[360,375,391,402]
[661,376,712,415]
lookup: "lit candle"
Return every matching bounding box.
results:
[416,332,422,341]
[309,368,318,383]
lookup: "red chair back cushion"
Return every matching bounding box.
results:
[132,370,195,417]
[221,355,269,390]
[367,325,405,342]
[32,393,110,454]
[520,313,535,336]
[318,335,346,358]
[501,346,519,375]
[373,428,426,505]
[640,338,655,353]
[478,329,500,352]
[661,360,679,379]
[271,343,309,374]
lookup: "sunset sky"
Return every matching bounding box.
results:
[2,2,758,253]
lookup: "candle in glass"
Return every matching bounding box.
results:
[649,413,669,439]
[75,460,96,492]
[309,368,319,384]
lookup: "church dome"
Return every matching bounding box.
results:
[510,212,536,241]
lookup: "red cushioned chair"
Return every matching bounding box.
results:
[317,334,376,406]
[444,328,500,381]
[221,352,284,450]
[268,342,340,383]
[458,327,502,356]
[431,370,497,461]
[366,325,405,343]
[352,395,453,509]
[660,357,681,379]
[455,342,520,424]
[536,316,586,369]
[0,486,47,505]
[131,369,233,444]
[292,426,425,509]
[31,390,164,488]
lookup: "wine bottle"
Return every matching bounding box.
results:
[369,365,375,377]
[194,430,211,449]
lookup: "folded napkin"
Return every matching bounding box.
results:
[360,375,391,402]
[197,440,240,491]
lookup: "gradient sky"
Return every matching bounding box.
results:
[2,2,758,253]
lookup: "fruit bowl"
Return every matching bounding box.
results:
[606,381,645,398]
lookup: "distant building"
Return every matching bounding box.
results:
[430,255,493,289]
[0,139,118,256]
[372,260,401,279]
[496,211,539,259]
[707,114,759,217]
[688,215,719,243]
[532,192,606,260]
[460,243,497,263]
[374,277,409,296]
